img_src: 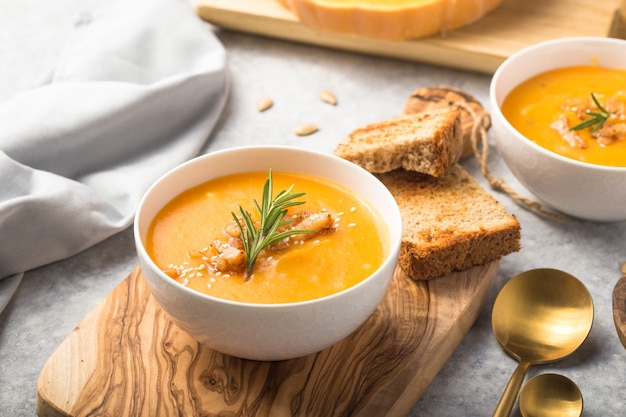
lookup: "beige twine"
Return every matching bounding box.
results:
[455,101,563,219]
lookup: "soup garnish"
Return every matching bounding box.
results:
[232,169,318,279]
[569,93,613,135]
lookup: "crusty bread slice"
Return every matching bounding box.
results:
[377,164,521,280]
[403,85,491,161]
[333,110,463,177]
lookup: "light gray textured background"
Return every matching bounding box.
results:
[1,1,625,416]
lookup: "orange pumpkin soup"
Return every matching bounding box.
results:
[146,171,388,304]
[501,65,626,167]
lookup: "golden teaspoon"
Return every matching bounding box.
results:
[519,374,583,417]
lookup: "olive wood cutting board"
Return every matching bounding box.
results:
[36,261,498,417]
[196,0,622,74]
[613,272,626,350]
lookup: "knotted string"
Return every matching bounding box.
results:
[455,101,563,219]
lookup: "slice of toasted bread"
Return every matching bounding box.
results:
[403,85,491,161]
[333,110,463,177]
[377,164,521,280]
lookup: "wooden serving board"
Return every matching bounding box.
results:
[614,273,626,350]
[196,0,623,74]
[36,261,498,417]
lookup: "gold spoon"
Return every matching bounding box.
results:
[491,268,594,417]
[519,374,583,417]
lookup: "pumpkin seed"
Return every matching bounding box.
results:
[294,123,319,136]
[319,90,337,105]
[256,96,274,112]
[621,261,626,274]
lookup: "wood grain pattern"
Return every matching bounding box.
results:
[195,0,622,74]
[37,262,498,417]
[613,273,626,350]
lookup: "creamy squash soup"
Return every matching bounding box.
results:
[501,65,626,167]
[146,170,389,304]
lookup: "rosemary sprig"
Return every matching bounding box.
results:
[232,169,315,280]
[570,93,612,133]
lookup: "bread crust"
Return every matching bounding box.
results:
[377,165,521,280]
[333,111,463,177]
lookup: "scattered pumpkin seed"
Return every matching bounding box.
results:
[256,96,274,112]
[294,123,319,136]
[621,261,626,274]
[319,90,337,105]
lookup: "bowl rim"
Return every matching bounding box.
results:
[134,145,402,309]
[489,36,626,172]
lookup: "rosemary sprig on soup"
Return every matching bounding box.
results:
[569,93,613,134]
[232,169,317,280]
[146,170,388,304]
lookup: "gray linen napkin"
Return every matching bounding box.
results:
[0,0,229,312]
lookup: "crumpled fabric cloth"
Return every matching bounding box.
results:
[0,0,229,313]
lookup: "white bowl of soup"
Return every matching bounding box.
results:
[490,36,626,222]
[134,146,402,361]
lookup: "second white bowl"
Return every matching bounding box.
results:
[490,37,626,222]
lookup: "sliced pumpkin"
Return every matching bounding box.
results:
[278,0,502,40]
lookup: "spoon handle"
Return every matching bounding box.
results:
[492,361,532,417]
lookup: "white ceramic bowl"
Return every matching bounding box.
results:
[490,36,626,222]
[134,146,402,361]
